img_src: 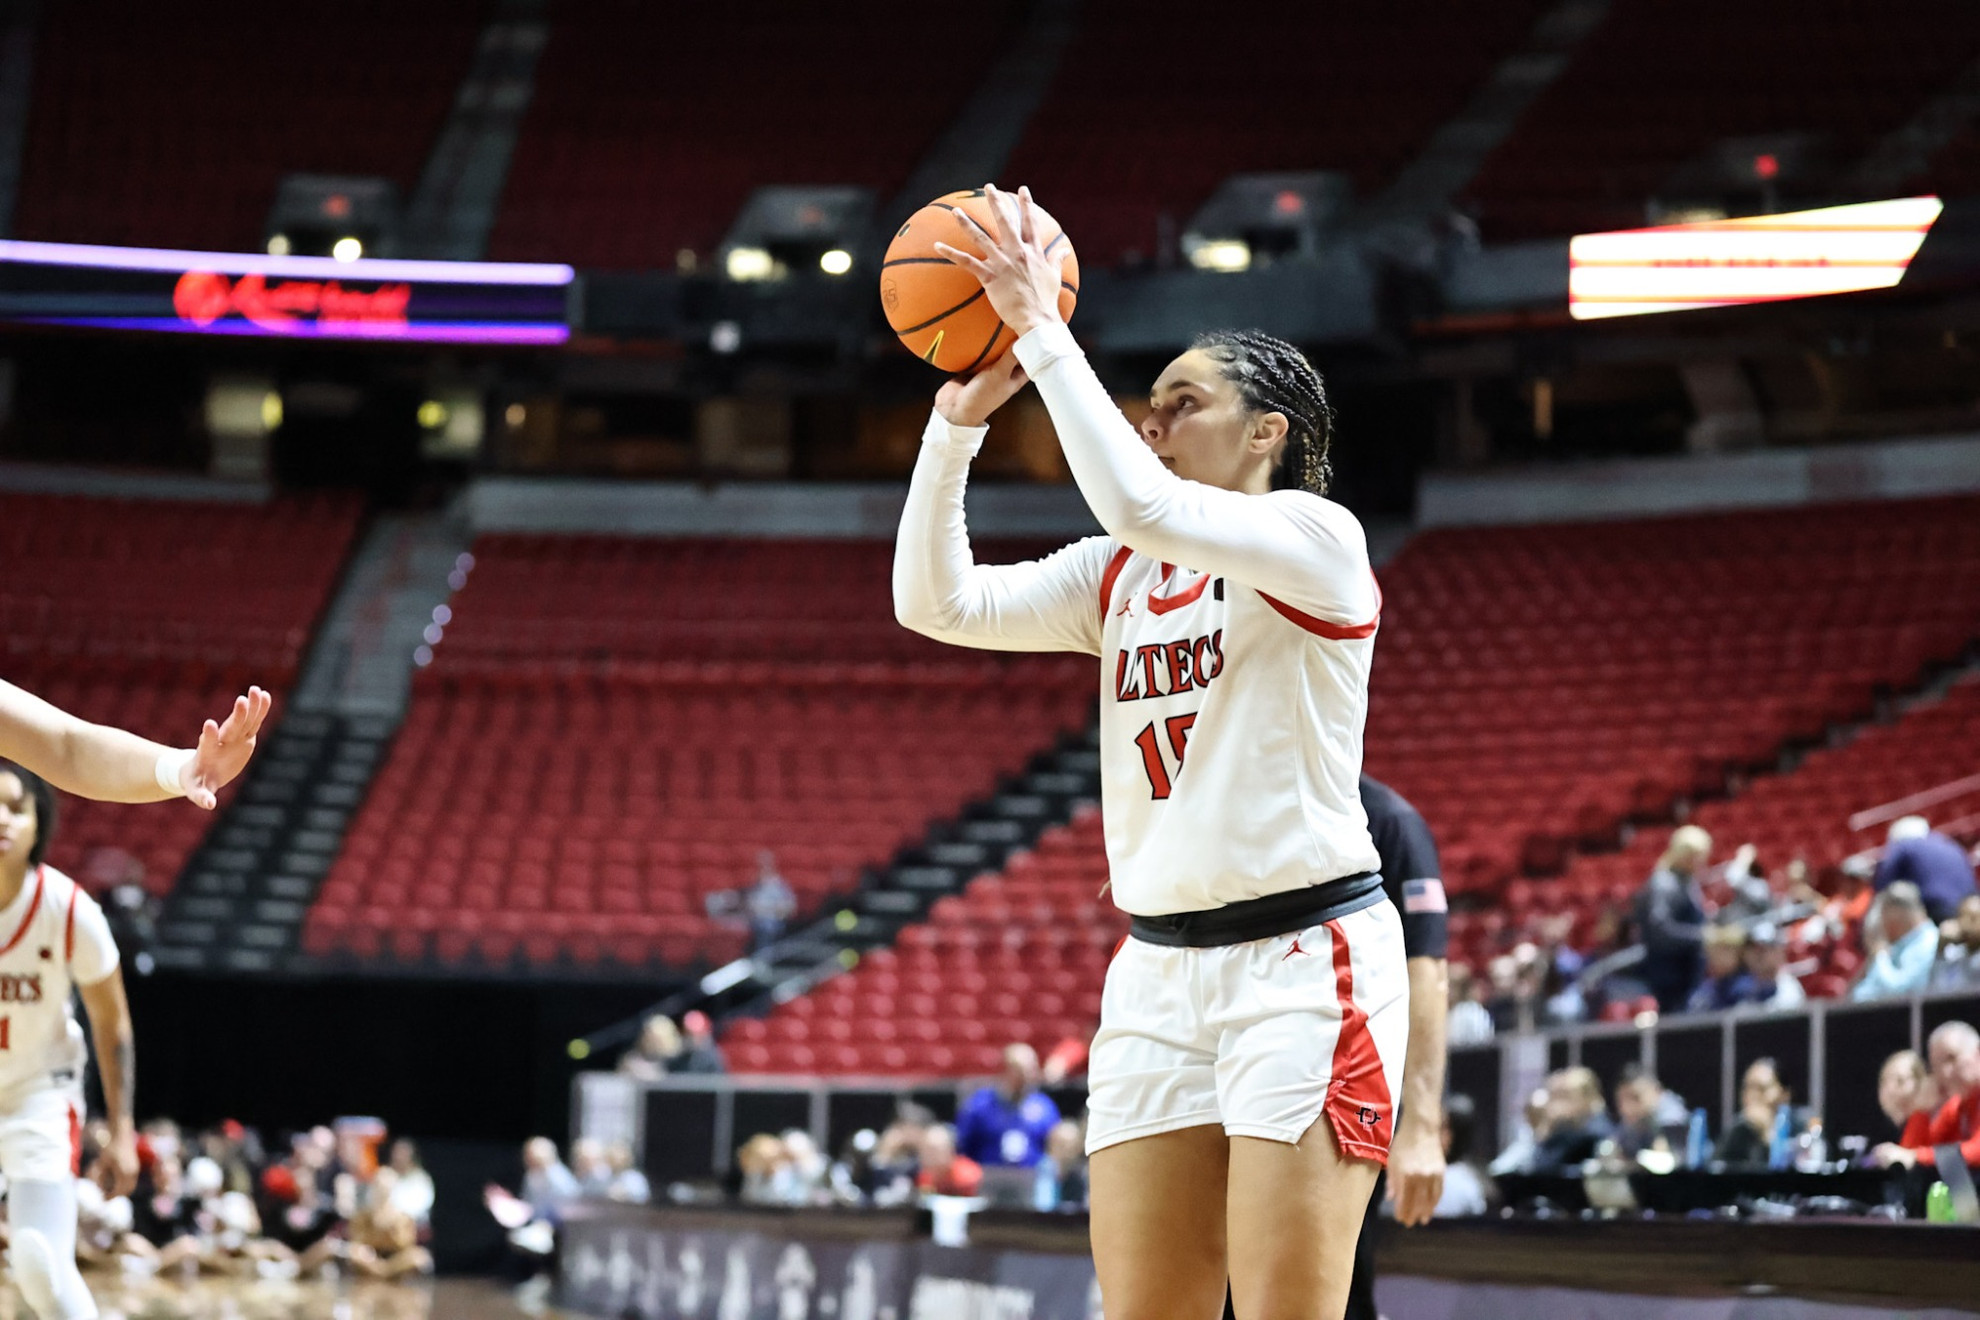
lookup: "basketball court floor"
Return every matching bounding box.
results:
[0,1274,568,1319]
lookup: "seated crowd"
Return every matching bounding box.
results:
[1488,1017,1980,1182]
[54,1118,433,1282]
[1447,818,1980,1038]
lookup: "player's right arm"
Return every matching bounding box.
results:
[894,354,1110,654]
[0,678,271,810]
[77,968,137,1197]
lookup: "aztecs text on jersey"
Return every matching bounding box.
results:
[1096,549,1381,916]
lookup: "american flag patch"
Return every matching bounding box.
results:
[1401,879,1447,914]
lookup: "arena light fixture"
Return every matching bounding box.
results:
[1187,239,1253,273]
[330,236,364,262]
[818,248,853,276]
[725,246,776,281]
[266,233,292,257]
[1568,196,1943,320]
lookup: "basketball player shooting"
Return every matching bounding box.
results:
[0,764,135,1320]
[895,184,1406,1320]
[0,679,271,811]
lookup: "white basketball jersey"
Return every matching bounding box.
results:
[1094,547,1381,915]
[0,865,117,1100]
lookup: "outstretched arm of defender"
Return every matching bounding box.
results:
[0,679,271,810]
[78,968,138,1197]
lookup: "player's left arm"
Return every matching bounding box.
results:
[937,186,1376,626]
[0,678,272,810]
[1390,956,1448,1226]
[77,967,137,1196]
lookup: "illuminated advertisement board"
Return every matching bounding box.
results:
[1568,196,1942,320]
[0,240,573,343]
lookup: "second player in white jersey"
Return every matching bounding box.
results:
[0,764,138,1320]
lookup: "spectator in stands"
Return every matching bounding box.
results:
[1876,1049,1937,1144]
[1446,963,1494,1047]
[1489,1088,1551,1177]
[955,1043,1061,1169]
[1435,1095,1487,1218]
[518,1136,579,1223]
[1032,1120,1088,1211]
[1714,1058,1795,1168]
[1719,843,1776,922]
[747,850,797,951]
[1686,924,1749,1013]
[1613,1065,1689,1162]
[1851,882,1940,1001]
[1872,1021,1980,1173]
[1531,1068,1612,1173]
[866,1106,933,1206]
[737,1133,794,1205]
[348,1168,433,1280]
[1737,921,1806,1009]
[914,1124,983,1199]
[604,1142,650,1204]
[1932,894,1980,991]
[780,1130,829,1204]
[1874,816,1978,924]
[676,1010,727,1074]
[386,1139,435,1233]
[617,1015,683,1082]
[571,1137,613,1197]
[1638,826,1712,1012]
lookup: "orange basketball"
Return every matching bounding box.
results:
[880,189,1079,375]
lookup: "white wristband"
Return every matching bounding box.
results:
[154,749,196,797]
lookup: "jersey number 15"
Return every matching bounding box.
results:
[1132,713,1197,800]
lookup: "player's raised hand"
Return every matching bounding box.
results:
[935,351,1028,429]
[182,686,272,810]
[934,184,1069,340]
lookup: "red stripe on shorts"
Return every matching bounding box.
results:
[1325,918,1393,1160]
[68,1100,81,1177]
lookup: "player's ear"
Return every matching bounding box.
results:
[1248,410,1289,457]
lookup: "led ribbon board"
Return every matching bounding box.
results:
[0,240,573,343]
[1568,197,1943,320]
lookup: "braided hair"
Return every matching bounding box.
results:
[1189,330,1335,496]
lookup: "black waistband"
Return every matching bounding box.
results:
[1128,872,1384,948]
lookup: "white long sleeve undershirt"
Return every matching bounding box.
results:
[893,322,1377,652]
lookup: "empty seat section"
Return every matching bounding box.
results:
[1002,0,1545,267]
[0,492,362,896]
[488,0,1018,267]
[14,1,484,250]
[1464,0,1980,240]
[311,535,1092,971]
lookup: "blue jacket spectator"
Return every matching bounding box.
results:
[1852,883,1941,1002]
[1875,817,1978,924]
[955,1044,1060,1168]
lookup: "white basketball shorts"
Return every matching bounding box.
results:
[0,1083,82,1184]
[1084,900,1408,1160]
